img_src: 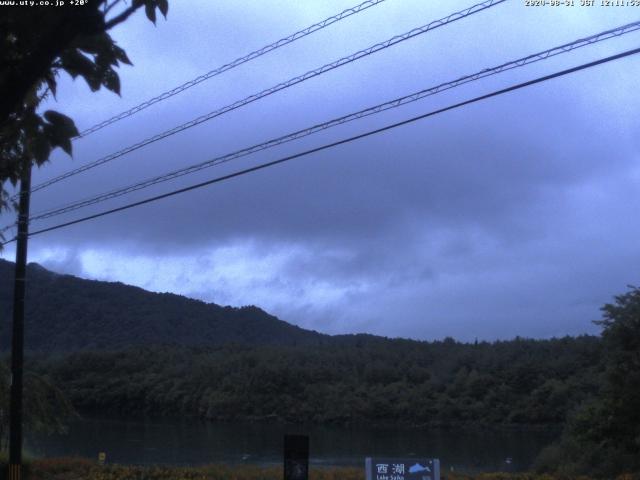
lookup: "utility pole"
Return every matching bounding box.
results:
[8,158,32,480]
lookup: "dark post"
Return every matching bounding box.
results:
[9,159,32,480]
[284,434,309,480]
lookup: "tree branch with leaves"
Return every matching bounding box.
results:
[0,0,169,229]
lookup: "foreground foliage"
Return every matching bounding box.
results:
[0,0,168,223]
[534,286,640,477]
[0,363,77,450]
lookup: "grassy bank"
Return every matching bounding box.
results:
[2,458,639,480]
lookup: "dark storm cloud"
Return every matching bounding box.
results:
[3,0,639,340]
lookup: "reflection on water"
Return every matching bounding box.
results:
[26,417,558,473]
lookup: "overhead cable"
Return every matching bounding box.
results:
[27,20,640,223]
[27,0,506,195]
[5,45,636,245]
[78,0,389,137]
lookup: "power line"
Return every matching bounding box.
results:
[78,0,389,138]
[26,20,640,223]
[5,45,636,245]
[26,0,506,195]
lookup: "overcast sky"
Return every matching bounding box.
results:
[2,0,639,341]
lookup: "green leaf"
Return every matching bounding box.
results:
[113,45,133,66]
[95,50,116,70]
[102,69,121,96]
[75,32,111,55]
[60,49,96,79]
[44,110,79,138]
[59,136,73,156]
[42,110,78,157]
[60,49,103,91]
[44,125,74,157]
[31,133,51,164]
[145,2,157,24]
[85,69,104,92]
[157,0,168,17]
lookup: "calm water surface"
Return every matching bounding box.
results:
[26,417,558,473]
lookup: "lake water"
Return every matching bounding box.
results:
[26,417,558,473]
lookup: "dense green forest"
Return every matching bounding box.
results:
[27,335,602,427]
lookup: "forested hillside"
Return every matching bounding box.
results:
[30,335,602,428]
[0,259,604,428]
[3,259,637,475]
[0,260,325,351]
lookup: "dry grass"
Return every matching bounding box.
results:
[0,458,638,480]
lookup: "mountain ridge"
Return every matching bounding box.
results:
[0,258,328,352]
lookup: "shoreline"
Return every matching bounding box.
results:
[59,411,567,432]
[3,457,635,480]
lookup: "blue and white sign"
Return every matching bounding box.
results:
[365,457,440,480]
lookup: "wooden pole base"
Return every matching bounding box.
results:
[8,463,22,480]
